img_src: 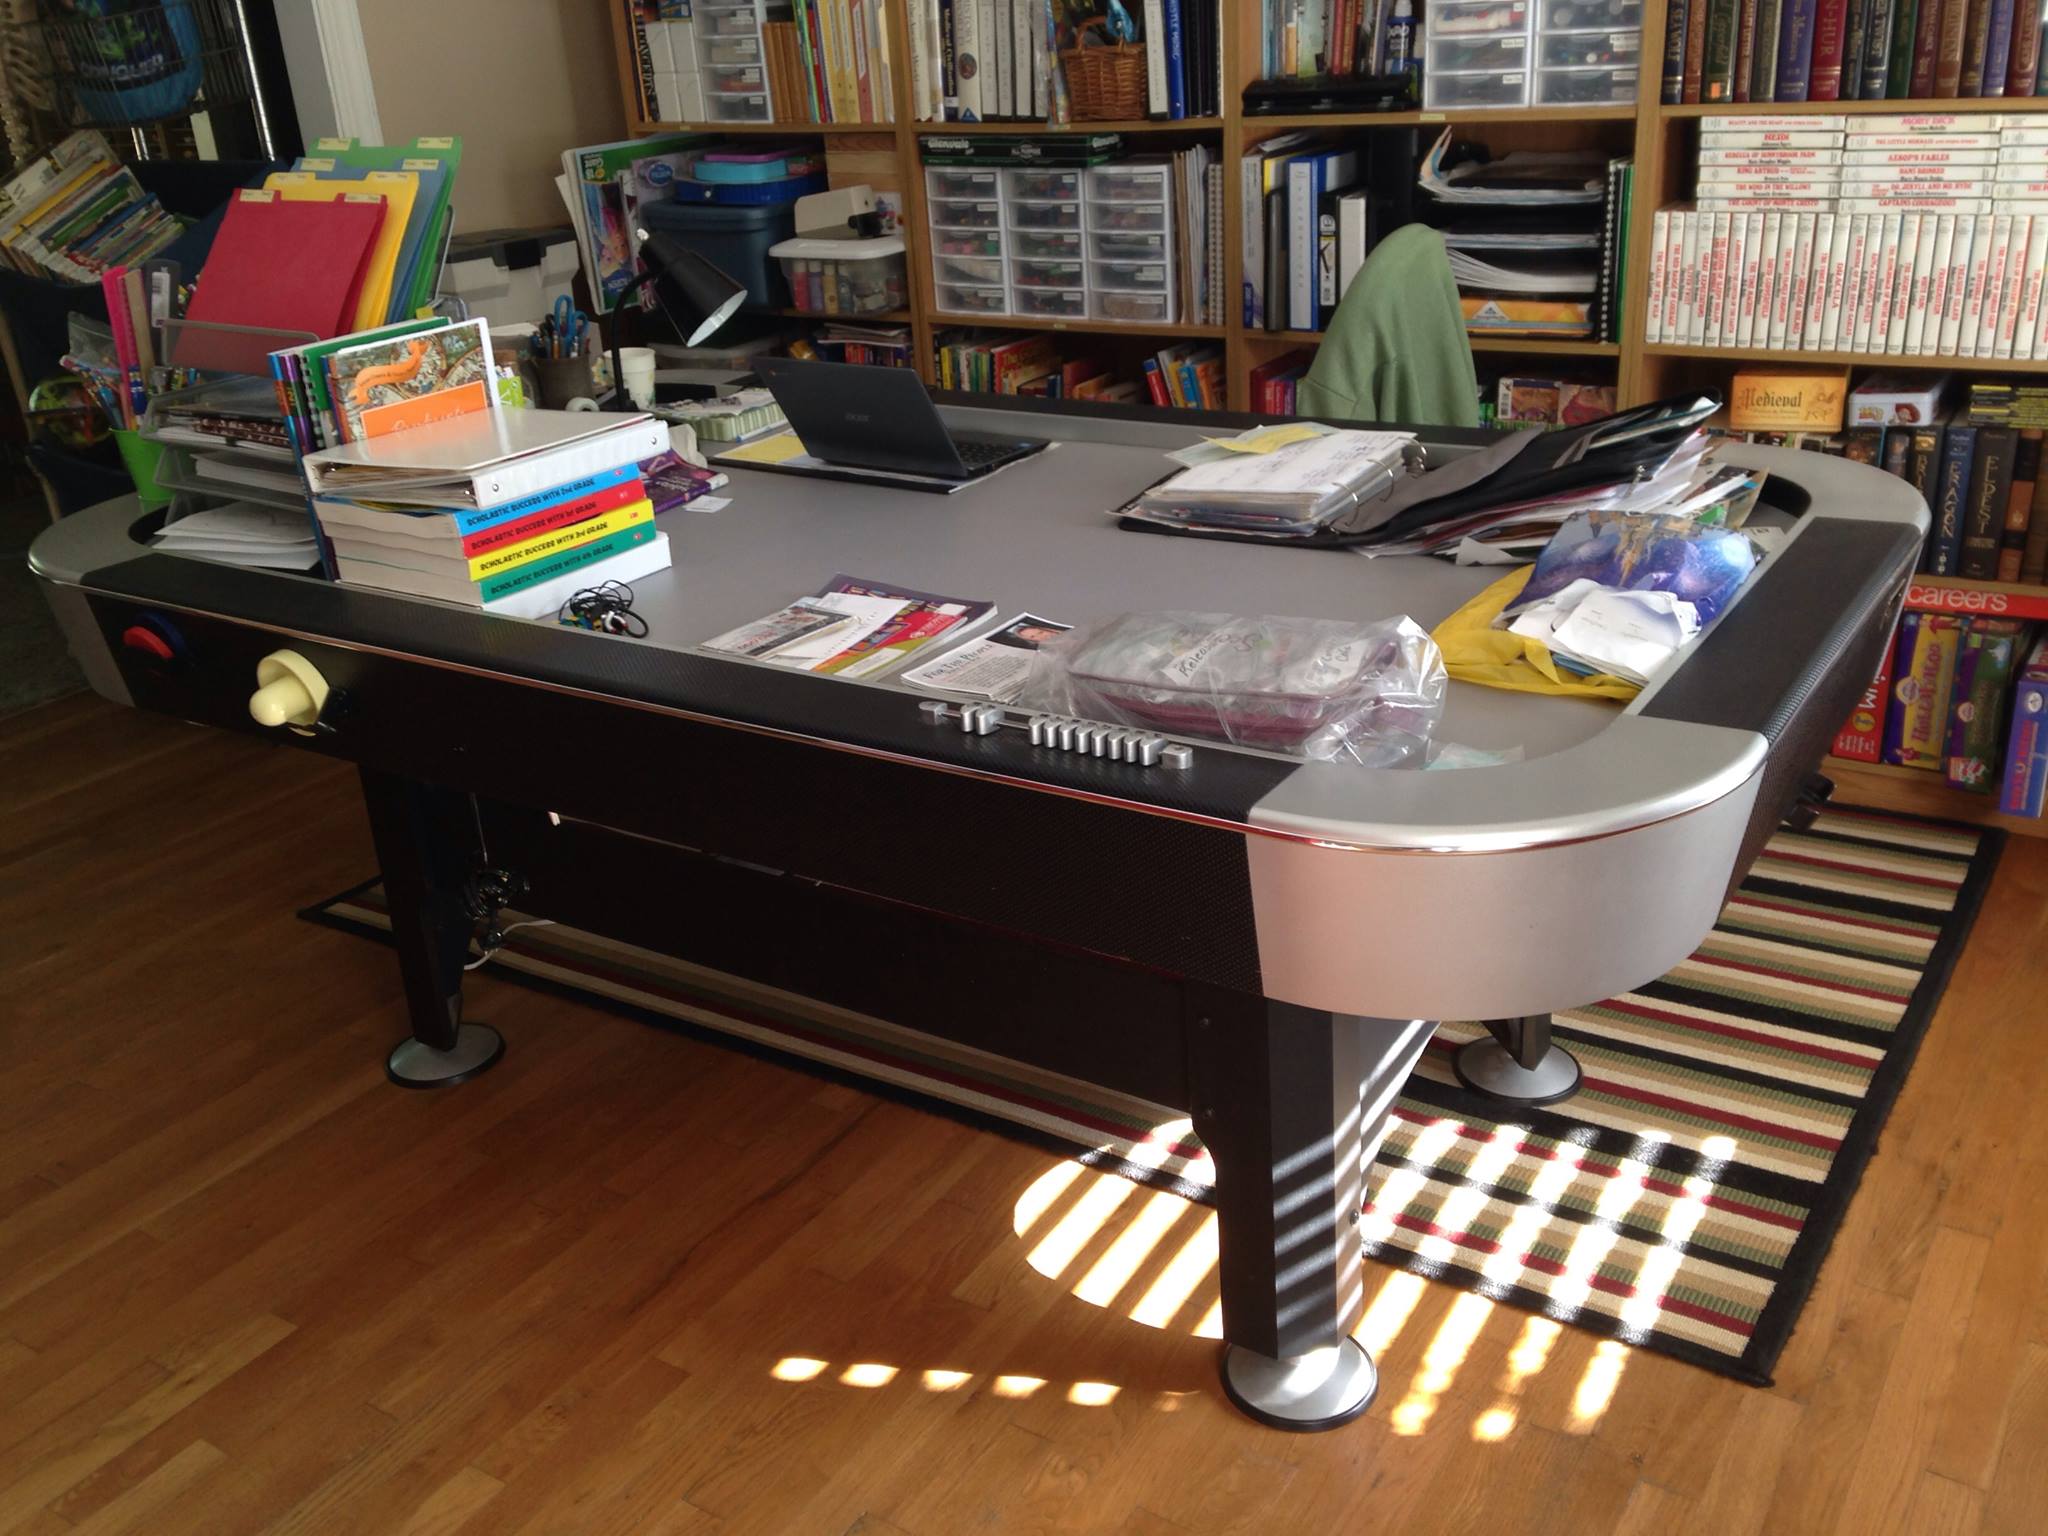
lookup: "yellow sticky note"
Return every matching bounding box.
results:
[1203,423,1325,455]
[721,431,806,465]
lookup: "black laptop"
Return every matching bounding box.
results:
[751,357,1047,486]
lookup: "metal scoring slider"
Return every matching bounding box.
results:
[917,699,1193,769]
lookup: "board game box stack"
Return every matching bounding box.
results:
[1648,112,2048,359]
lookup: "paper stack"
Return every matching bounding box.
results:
[150,502,321,571]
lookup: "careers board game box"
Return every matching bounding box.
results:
[1945,620,2032,793]
[1998,634,2048,816]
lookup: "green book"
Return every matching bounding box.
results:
[1886,0,1921,98]
[1706,0,1741,98]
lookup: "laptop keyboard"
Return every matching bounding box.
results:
[951,435,1021,468]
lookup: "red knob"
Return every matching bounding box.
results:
[121,625,175,662]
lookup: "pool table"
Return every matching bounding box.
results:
[30,395,1924,1430]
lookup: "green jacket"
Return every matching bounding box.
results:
[1296,224,1480,429]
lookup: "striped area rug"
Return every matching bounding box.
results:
[306,803,1999,1383]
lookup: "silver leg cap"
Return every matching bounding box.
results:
[386,1023,505,1089]
[1219,1339,1377,1432]
[1453,1037,1583,1106]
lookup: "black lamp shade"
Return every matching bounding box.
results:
[635,230,749,346]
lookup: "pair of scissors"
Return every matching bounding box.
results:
[552,295,586,358]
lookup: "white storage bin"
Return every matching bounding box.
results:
[1426,0,1535,110]
[1007,168,1083,201]
[1009,198,1083,230]
[927,196,1004,229]
[936,281,1011,315]
[1087,164,1171,201]
[1013,228,1085,260]
[1091,290,1172,324]
[1011,257,1087,290]
[936,254,1007,286]
[1015,285,1087,318]
[1533,64,1637,103]
[928,166,1004,200]
[769,235,907,316]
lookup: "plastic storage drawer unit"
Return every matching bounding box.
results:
[1425,0,1535,110]
[770,236,907,315]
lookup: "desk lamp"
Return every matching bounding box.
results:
[612,230,749,409]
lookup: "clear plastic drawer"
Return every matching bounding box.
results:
[1015,284,1087,318]
[1090,259,1172,293]
[1010,198,1083,230]
[1006,168,1082,201]
[1011,257,1087,289]
[1091,290,1172,324]
[1533,64,1637,103]
[935,281,1010,315]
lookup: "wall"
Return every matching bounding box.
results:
[354,0,624,232]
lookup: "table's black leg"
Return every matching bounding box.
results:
[358,768,505,1088]
[1453,1014,1583,1106]
[1189,994,1435,1431]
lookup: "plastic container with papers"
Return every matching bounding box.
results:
[769,235,907,315]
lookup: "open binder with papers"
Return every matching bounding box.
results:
[1126,429,1424,537]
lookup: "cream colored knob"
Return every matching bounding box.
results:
[249,649,329,729]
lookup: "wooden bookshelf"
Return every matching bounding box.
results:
[1824,758,2048,838]
[1643,345,2048,373]
[1663,97,2020,118]
[605,3,2048,823]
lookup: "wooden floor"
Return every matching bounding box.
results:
[3,694,2047,1536]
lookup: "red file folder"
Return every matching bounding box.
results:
[173,190,385,369]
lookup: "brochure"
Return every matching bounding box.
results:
[903,614,1073,700]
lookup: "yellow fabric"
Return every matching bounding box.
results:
[1430,566,1642,700]
[263,170,418,329]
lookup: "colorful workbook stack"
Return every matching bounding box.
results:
[301,409,672,620]
[0,130,183,282]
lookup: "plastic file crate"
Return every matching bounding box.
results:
[1425,0,1535,110]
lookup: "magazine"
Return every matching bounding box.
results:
[807,575,996,678]
[902,614,1073,700]
[562,133,707,312]
[701,575,996,679]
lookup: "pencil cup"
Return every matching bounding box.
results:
[114,429,172,508]
[534,355,595,409]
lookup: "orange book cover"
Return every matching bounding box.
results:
[325,318,496,442]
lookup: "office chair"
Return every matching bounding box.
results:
[1295,224,1481,429]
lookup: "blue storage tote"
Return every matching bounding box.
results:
[637,199,798,309]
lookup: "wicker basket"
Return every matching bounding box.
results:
[1061,20,1146,122]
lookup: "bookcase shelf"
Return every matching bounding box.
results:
[1253,330,1622,358]
[1663,98,2022,119]
[1823,757,2048,836]
[631,119,892,136]
[928,313,1229,340]
[1246,105,1638,132]
[1643,345,2048,373]
[912,118,1226,134]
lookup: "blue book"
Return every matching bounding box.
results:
[1777,0,1821,99]
[1286,148,1359,330]
[1163,0,1187,120]
[1931,424,1978,577]
[1984,0,2019,94]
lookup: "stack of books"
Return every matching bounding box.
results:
[1664,0,2048,104]
[0,130,183,282]
[301,410,673,620]
[932,331,1141,401]
[1648,112,2048,359]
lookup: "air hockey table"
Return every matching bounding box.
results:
[30,395,1925,1430]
